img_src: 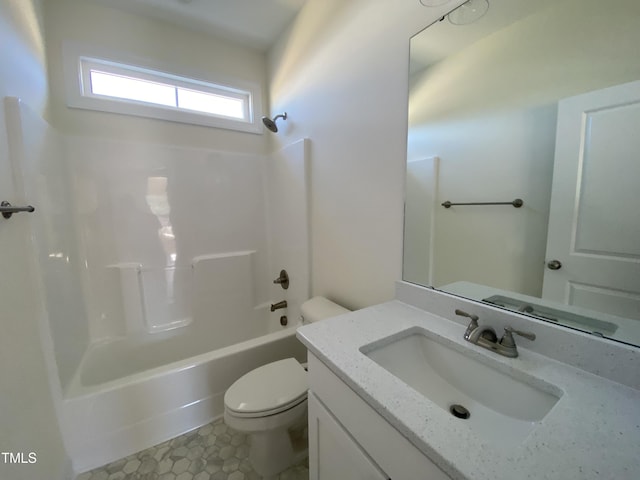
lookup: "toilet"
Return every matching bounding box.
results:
[224,296,349,478]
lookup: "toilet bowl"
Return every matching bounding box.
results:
[223,297,349,478]
[224,358,308,477]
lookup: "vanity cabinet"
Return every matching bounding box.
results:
[307,353,451,480]
[308,392,388,480]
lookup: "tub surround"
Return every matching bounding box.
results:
[296,282,640,480]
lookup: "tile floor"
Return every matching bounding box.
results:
[76,418,309,480]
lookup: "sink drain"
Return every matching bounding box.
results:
[449,404,470,420]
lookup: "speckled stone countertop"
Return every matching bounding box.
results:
[296,300,640,480]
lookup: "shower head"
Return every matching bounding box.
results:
[262,112,287,133]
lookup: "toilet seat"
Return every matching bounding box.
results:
[225,358,308,418]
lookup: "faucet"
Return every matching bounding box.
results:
[517,304,534,314]
[455,309,479,340]
[270,300,287,312]
[455,310,535,358]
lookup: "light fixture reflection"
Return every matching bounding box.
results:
[448,0,489,25]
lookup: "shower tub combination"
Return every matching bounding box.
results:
[5,97,311,474]
[61,251,310,473]
[58,199,311,473]
[57,137,311,472]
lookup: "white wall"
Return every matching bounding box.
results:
[267,0,464,309]
[0,1,70,479]
[416,107,557,295]
[44,0,269,153]
[410,0,640,126]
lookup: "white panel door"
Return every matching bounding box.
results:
[308,392,389,480]
[543,81,640,320]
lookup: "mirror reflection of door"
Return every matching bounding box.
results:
[543,81,640,322]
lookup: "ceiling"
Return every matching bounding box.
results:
[410,0,558,74]
[89,0,309,51]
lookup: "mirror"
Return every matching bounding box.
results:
[404,0,640,347]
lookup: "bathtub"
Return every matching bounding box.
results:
[62,308,307,474]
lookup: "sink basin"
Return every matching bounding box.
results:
[360,328,562,447]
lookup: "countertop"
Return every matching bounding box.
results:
[296,300,640,480]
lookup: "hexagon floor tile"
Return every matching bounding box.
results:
[75,418,309,480]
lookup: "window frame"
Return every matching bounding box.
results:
[63,43,263,134]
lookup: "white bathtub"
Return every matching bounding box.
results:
[62,312,307,474]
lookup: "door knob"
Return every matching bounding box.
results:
[547,260,562,270]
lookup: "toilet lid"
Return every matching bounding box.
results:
[225,358,308,416]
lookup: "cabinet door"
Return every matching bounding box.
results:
[308,392,389,480]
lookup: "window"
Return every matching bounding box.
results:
[63,44,262,133]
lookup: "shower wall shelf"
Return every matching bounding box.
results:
[441,198,523,209]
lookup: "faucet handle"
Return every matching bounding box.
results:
[456,310,479,340]
[273,269,289,289]
[455,309,479,323]
[501,326,536,347]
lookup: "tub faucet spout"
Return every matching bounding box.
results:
[270,300,287,312]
